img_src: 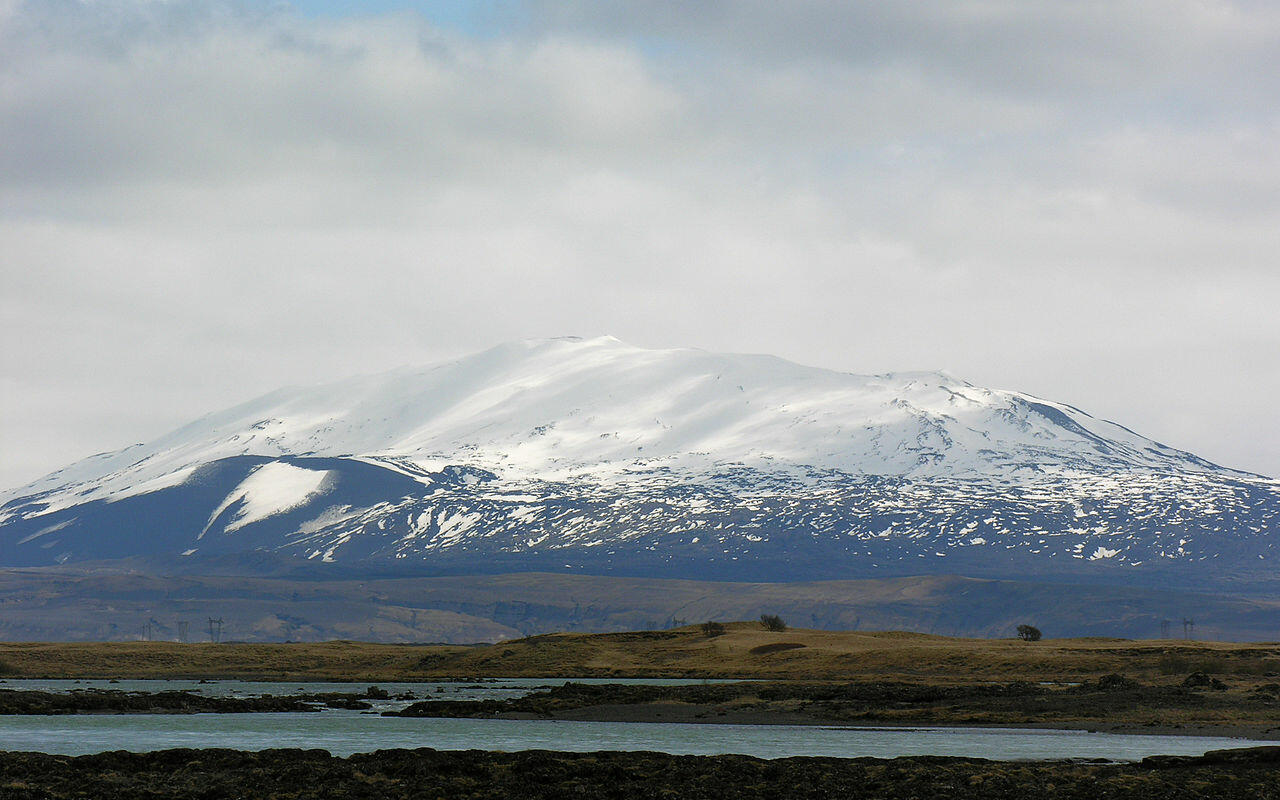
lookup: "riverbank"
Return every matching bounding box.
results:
[384,677,1280,740]
[0,746,1277,799]
[469,704,1280,741]
[0,687,396,714]
[496,703,1280,741]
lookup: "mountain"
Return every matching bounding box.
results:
[1,336,1276,641]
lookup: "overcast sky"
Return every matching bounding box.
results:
[2,0,1278,488]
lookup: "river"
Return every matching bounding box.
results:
[1,679,1273,761]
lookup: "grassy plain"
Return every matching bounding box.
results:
[1,622,1278,683]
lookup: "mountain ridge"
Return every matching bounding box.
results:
[0,337,1274,602]
[3,336,1257,505]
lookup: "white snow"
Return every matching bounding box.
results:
[201,462,333,535]
[17,519,73,545]
[1,336,1258,516]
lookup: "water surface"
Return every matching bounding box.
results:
[0,679,1272,761]
[0,713,1272,761]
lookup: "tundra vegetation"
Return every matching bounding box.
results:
[0,747,1278,799]
[384,675,1280,736]
[2,623,1279,683]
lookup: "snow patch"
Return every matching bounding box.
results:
[17,519,74,545]
[202,462,333,536]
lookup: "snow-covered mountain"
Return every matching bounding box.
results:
[1,336,1276,585]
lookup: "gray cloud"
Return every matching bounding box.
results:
[524,0,1280,102]
[1,0,1278,488]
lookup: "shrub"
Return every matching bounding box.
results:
[759,614,787,632]
[701,621,726,638]
[1094,673,1140,691]
[1016,624,1042,642]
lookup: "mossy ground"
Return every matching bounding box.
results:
[387,676,1280,735]
[0,747,1277,799]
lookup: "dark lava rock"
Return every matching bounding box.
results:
[1143,746,1280,768]
[1094,673,1142,692]
[0,688,387,715]
[1,747,1278,799]
[384,677,1252,727]
[0,689,320,715]
[1182,672,1230,691]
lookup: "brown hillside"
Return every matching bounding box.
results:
[1,623,1277,682]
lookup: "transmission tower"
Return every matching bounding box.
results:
[178,621,189,643]
[207,617,224,643]
[1182,618,1195,639]
[1160,619,1170,639]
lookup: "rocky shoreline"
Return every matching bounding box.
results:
[0,686,398,714]
[0,746,1277,799]
[5,674,1277,742]
[384,676,1280,739]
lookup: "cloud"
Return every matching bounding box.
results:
[524,0,1280,101]
[1,0,1278,487]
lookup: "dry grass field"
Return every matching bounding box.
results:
[412,623,1280,683]
[0,640,425,682]
[2,623,1278,683]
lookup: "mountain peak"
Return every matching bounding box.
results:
[2,339,1245,510]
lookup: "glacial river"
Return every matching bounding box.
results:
[1,679,1274,761]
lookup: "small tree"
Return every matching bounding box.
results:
[759,614,787,632]
[1017,624,1042,642]
[701,621,726,638]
